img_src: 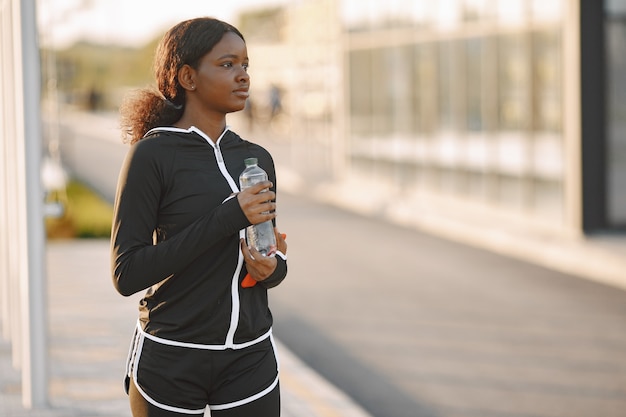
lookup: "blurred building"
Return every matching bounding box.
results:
[239,0,626,238]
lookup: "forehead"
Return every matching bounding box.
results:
[207,31,247,58]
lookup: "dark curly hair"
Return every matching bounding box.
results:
[120,17,245,144]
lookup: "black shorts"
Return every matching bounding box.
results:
[125,324,280,414]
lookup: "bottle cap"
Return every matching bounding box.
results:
[244,157,258,167]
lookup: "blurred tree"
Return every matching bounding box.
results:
[42,36,160,111]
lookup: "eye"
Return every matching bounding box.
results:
[221,62,233,68]
[242,62,249,72]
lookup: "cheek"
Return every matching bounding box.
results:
[208,77,231,93]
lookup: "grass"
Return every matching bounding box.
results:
[46,180,113,239]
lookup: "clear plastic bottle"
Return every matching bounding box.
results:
[239,158,277,257]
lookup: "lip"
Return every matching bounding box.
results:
[233,87,249,98]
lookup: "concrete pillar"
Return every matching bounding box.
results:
[11,0,49,408]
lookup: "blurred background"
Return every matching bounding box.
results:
[3,1,626,417]
[35,0,626,240]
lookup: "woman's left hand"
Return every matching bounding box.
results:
[240,239,278,282]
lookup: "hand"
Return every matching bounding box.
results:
[241,229,287,288]
[237,181,276,225]
[240,238,278,284]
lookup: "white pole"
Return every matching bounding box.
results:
[0,0,12,341]
[13,0,49,408]
[4,0,23,371]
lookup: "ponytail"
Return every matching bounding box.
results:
[119,89,183,144]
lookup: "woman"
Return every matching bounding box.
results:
[111,17,288,417]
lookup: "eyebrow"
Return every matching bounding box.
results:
[217,54,248,61]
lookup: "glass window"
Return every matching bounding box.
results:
[388,45,415,135]
[532,30,561,132]
[465,37,484,131]
[411,2,434,27]
[496,174,527,211]
[414,43,437,134]
[370,48,393,135]
[342,0,371,31]
[496,0,527,24]
[463,0,493,22]
[343,0,567,225]
[438,41,457,130]
[606,9,626,224]
[349,49,373,137]
[531,0,562,22]
[606,0,626,13]
[435,0,462,29]
[497,34,530,131]
[368,0,390,28]
[383,0,418,28]
[467,171,489,201]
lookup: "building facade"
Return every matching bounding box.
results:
[344,0,567,231]
[241,0,625,238]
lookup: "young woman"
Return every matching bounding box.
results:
[111,17,288,417]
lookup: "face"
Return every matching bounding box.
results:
[187,31,250,115]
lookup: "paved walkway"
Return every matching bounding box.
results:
[0,240,372,417]
[269,192,626,417]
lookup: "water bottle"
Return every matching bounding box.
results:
[239,158,277,257]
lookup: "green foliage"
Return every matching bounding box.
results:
[42,37,160,110]
[46,180,113,239]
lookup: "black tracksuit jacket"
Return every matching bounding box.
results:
[111,126,287,347]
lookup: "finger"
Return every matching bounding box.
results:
[273,228,286,241]
[247,197,276,216]
[258,195,276,209]
[242,239,264,261]
[237,187,274,206]
[274,228,287,254]
[263,202,277,215]
[240,238,252,258]
[249,181,273,194]
[248,245,265,261]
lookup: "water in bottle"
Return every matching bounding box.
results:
[239,158,277,256]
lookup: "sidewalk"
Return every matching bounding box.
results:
[0,240,372,417]
[276,164,626,294]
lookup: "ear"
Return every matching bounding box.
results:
[178,64,196,92]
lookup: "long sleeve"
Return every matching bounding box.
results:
[109,128,287,344]
[110,137,250,296]
[258,252,287,289]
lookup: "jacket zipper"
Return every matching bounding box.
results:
[191,127,243,348]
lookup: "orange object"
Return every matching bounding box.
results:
[242,233,287,288]
[242,273,257,288]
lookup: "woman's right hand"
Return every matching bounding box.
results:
[236,181,276,225]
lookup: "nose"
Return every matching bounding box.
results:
[237,66,249,82]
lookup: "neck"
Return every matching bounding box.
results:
[175,110,227,143]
